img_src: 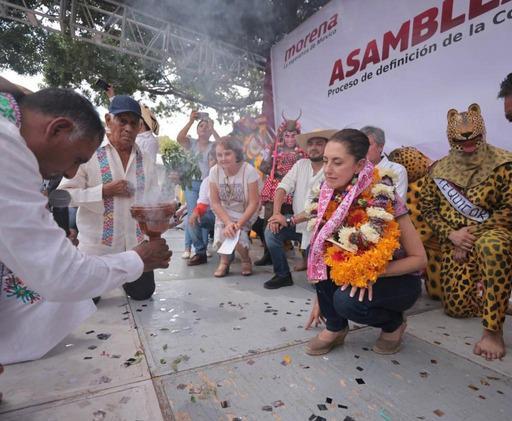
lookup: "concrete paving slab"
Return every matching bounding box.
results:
[133,274,316,376]
[0,289,150,413]
[158,327,512,421]
[1,380,164,421]
[407,308,512,377]
[406,287,443,316]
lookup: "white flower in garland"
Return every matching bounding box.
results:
[337,227,358,253]
[367,207,394,221]
[307,217,318,231]
[360,223,381,243]
[310,184,321,196]
[371,183,395,200]
[304,201,318,215]
[378,168,399,186]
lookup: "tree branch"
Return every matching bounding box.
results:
[144,85,262,112]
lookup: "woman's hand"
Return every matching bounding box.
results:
[223,222,239,239]
[305,298,325,330]
[189,211,200,227]
[341,283,373,302]
[189,110,198,123]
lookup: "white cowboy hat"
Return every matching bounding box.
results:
[296,128,337,151]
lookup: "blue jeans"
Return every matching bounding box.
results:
[184,214,192,249]
[316,274,421,333]
[264,219,303,277]
[189,209,215,246]
[185,181,208,255]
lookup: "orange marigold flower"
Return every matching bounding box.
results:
[324,200,339,221]
[346,208,368,227]
[326,220,401,288]
[325,245,347,264]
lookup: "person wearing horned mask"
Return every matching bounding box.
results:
[60,96,160,301]
[256,112,307,266]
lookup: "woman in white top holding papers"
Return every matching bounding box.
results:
[209,137,261,277]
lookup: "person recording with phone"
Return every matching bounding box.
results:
[176,110,221,266]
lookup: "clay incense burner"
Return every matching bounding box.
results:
[130,202,177,240]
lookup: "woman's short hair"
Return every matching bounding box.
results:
[328,129,370,162]
[207,147,217,163]
[215,136,244,162]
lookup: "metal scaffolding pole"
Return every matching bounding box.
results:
[0,0,266,91]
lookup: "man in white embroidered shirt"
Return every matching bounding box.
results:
[60,96,160,301]
[360,126,408,201]
[263,129,333,289]
[0,83,171,365]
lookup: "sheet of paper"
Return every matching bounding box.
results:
[217,229,241,255]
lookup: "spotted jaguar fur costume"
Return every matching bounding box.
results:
[419,103,512,332]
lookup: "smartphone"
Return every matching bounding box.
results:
[95,78,111,91]
[196,112,210,120]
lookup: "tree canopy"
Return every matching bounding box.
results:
[0,0,328,118]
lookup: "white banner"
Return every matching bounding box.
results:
[271,0,512,159]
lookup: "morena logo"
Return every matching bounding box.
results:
[284,14,339,63]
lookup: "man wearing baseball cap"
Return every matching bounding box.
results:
[60,95,161,302]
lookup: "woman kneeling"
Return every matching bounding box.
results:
[305,129,427,355]
[209,136,261,277]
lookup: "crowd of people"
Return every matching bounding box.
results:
[0,71,511,393]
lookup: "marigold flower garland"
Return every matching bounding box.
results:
[306,169,401,288]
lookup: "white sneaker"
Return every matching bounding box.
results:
[206,249,213,258]
[182,251,191,259]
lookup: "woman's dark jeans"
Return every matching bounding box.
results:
[316,274,421,333]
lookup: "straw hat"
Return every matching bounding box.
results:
[295,128,337,151]
[140,103,160,135]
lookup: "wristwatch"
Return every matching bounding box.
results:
[286,217,293,227]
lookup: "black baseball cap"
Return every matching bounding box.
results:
[108,95,141,117]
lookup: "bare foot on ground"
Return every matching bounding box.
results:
[474,329,506,361]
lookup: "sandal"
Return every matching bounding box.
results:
[373,320,407,355]
[214,262,230,278]
[305,327,349,356]
[241,259,252,276]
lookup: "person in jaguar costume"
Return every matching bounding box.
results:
[419,103,512,361]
